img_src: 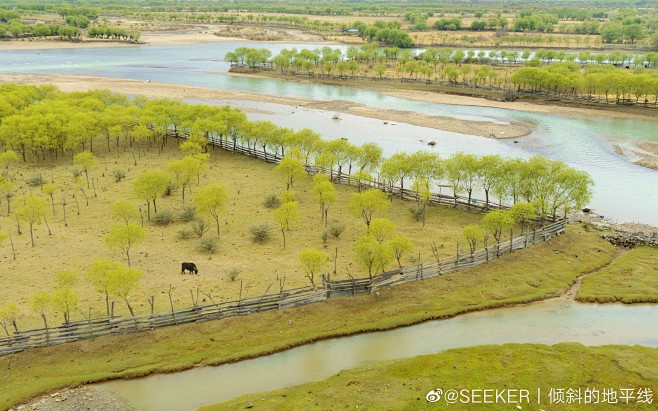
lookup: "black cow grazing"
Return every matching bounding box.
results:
[181,262,198,275]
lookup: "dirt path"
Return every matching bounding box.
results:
[11,386,133,411]
[556,248,624,301]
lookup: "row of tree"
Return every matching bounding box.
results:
[228,46,658,104]
[511,64,658,102]
[244,45,657,73]
[0,84,594,221]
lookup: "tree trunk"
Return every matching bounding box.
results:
[124,298,135,316]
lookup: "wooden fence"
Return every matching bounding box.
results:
[0,135,567,355]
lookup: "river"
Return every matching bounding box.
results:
[94,298,658,411]
[1,41,658,224]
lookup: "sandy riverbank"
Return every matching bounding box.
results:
[0,24,330,51]
[0,73,533,139]
[383,90,658,122]
[632,140,658,171]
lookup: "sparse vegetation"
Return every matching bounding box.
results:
[191,218,210,238]
[153,209,174,226]
[264,193,281,209]
[180,205,196,222]
[227,268,241,282]
[328,220,345,239]
[112,169,125,183]
[26,173,44,187]
[176,228,194,240]
[250,223,271,244]
[197,235,219,254]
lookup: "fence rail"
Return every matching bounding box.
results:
[0,135,566,355]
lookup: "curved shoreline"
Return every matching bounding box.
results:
[19,291,586,411]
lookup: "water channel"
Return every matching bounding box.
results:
[1,42,658,224]
[95,298,658,411]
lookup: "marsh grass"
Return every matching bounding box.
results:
[577,246,658,303]
[202,343,658,411]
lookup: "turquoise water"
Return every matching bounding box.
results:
[96,299,658,411]
[2,42,658,224]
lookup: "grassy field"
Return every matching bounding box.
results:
[577,246,658,303]
[0,224,615,409]
[0,140,486,328]
[203,343,658,411]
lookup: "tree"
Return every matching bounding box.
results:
[547,167,593,218]
[274,156,306,189]
[411,177,432,226]
[389,235,413,267]
[0,150,18,179]
[51,271,78,324]
[0,179,16,216]
[348,189,390,231]
[358,142,383,173]
[0,304,19,335]
[73,150,97,189]
[14,195,49,247]
[111,200,140,224]
[194,184,228,238]
[601,22,623,44]
[32,291,50,330]
[463,225,485,255]
[42,183,58,216]
[509,202,537,232]
[477,155,504,208]
[167,155,204,204]
[299,248,328,289]
[311,173,336,225]
[86,259,120,316]
[369,218,396,242]
[104,222,145,266]
[108,263,143,317]
[482,210,515,254]
[354,235,393,279]
[272,201,299,248]
[380,152,414,195]
[133,170,170,220]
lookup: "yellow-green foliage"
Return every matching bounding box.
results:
[578,246,658,303]
[203,343,658,411]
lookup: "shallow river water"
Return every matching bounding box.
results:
[2,42,658,224]
[95,298,658,411]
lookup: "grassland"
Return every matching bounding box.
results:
[577,246,658,303]
[0,223,616,409]
[0,140,487,329]
[203,343,658,411]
